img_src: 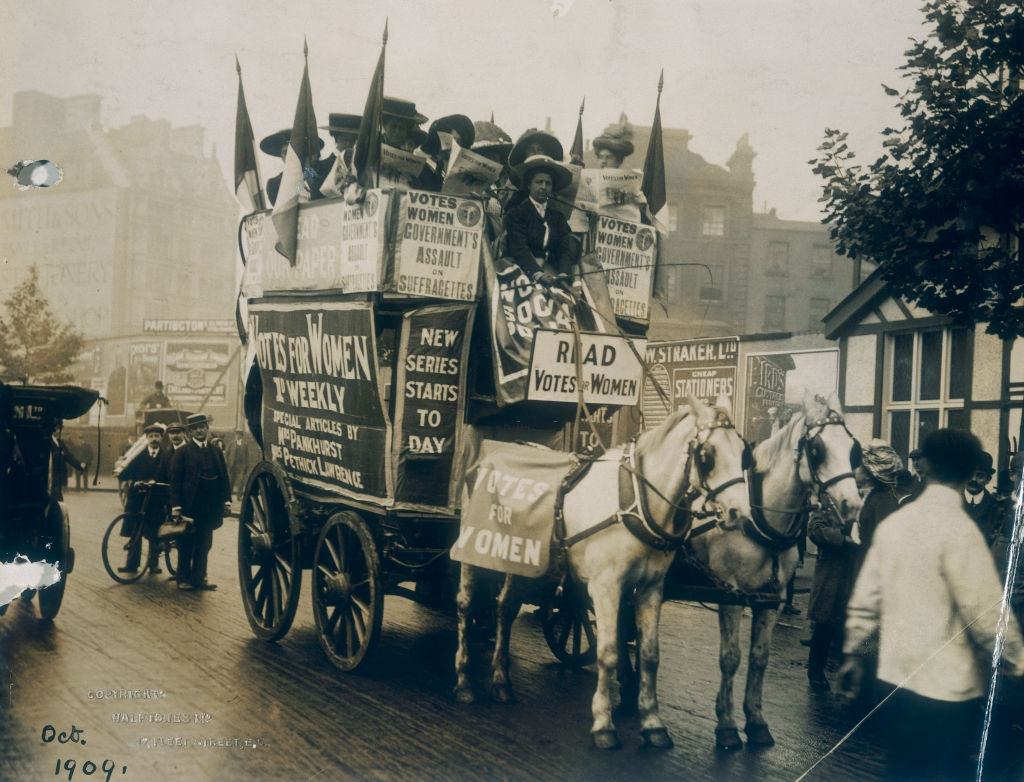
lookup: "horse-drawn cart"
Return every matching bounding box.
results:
[235,189,653,671]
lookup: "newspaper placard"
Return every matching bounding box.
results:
[594,215,656,321]
[163,341,231,406]
[442,140,503,197]
[527,329,646,406]
[239,195,390,295]
[393,190,484,301]
[249,302,392,503]
[573,168,643,224]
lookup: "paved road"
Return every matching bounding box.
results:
[0,489,904,781]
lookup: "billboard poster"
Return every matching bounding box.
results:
[593,215,656,323]
[391,190,483,301]
[163,342,231,407]
[392,304,475,510]
[743,348,840,444]
[248,302,392,503]
[128,342,161,405]
[641,337,739,427]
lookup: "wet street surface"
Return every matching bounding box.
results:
[0,489,948,780]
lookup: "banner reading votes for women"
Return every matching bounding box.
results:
[248,302,392,503]
[594,215,656,322]
[642,337,739,427]
[392,190,484,302]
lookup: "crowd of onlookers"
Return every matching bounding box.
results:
[795,429,1023,780]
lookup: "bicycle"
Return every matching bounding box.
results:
[101,481,180,584]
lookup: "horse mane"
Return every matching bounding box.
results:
[640,407,695,451]
[752,412,805,474]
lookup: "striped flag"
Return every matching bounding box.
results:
[570,96,585,164]
[352,21,388,190]
[233,56,264,212]
[642,70,670,301]
[272,39,320,264]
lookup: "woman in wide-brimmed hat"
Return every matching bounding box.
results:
[504,155,579,284]
[259,128,328,206]
[318,112,361,198]
[415,114,476,191]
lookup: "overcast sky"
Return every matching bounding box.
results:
[1,0,927,220]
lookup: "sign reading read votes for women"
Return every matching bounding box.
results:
[240,195,391,296]
[594,215,656,322]
[528,329,647,406]
[393,190,483,301]
[248,302,392,503]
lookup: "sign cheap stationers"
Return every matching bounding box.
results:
[642,337,739,426]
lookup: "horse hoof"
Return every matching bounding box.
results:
[591,729,622,751]
[491,684,515,704]
[715,726,743,751]
[453,687,476,705]
[640,727,674,750]
[745,723,775,748]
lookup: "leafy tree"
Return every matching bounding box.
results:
[0,265,85,383]
[812,0,1023,338]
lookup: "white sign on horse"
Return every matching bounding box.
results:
[527,329,646,406]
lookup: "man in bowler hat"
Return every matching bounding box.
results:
[169,414,231,591]
[118,422,172,574]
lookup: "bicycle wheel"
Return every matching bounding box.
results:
[101,514,150,584]
[163,540,178,578]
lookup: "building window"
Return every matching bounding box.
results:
[764,295,786,330]
[699,265,725,301]
[811,244,833,279]
[701,206,725,237]
[766,242,789,276]
[668,206,679,233]
[808,298,831,330]
[884,326,970,460]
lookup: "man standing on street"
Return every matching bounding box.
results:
[839,428,1024,780]
[963,451,1004,548]
[169,414,231,592]
[117,423,171,574]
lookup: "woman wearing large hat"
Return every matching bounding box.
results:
[382,96,428,152]
[415,114,476,192]
[260,128,328,206]
[318,112,361,198]
[504,155,579,284]
[592,116,635,169]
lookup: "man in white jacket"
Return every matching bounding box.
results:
[839,428,1024,780]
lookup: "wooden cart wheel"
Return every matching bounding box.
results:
[238,463,302,641]
[38,504,71,620]
[312,512,383,672]
[542,582,598,667]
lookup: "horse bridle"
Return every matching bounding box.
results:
[795,409,862,496]
[684,413,752,504]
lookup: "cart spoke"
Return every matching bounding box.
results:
[254,574,269,619]
[351,595,371,621]
[316,564,335,585]
[572,620,582,657]
[557,615,571,651]
[333,527,348,573]
[275,552,292,575]
[244,522,260,540]
[583,615,597,650]
[268,563,281,624]
[344,612,355,655]
[249,495,266,531]
[350,578,370,590]
[326,605,341,636]
[324,538,341,571]
[350,606,366,646]
[256,480,271,526]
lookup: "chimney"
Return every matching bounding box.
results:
[727,133,755,176]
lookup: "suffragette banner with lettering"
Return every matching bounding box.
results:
[248,302,393,503]
[452,439,574,578]
[392,304,475,511]
[239,195,391,297]
[390,189,484,301]
[527,330,646,406]
[593,215,656,323]
[642,337,739,427]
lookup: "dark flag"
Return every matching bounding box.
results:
[570,96,585,164]
[642,70,670,300]
[352,21,388,190]
[233,55,265,212]
[272,38,320,264]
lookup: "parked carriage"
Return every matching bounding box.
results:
[0,382,99,619]
[234,187,655,672]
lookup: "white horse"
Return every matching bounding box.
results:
[453,395,752,750]
[687,391,863,750]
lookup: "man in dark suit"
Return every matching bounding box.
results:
[169,414,231,591]
[504,155,579,284]
[117,423,172,573]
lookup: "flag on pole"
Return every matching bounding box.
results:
[272,38,320,264]
[570,96,585,164]
[233,55,265,213]
[352,20,388,190]
[642,70,670,301]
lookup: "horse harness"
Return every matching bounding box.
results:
[552,414,747,558]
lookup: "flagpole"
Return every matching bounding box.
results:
[376,19,388,189]
[235,54,266,210]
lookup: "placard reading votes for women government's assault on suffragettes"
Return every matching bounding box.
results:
[593,215,656,322]
[248,302,393,503]
[394,190,484,302]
